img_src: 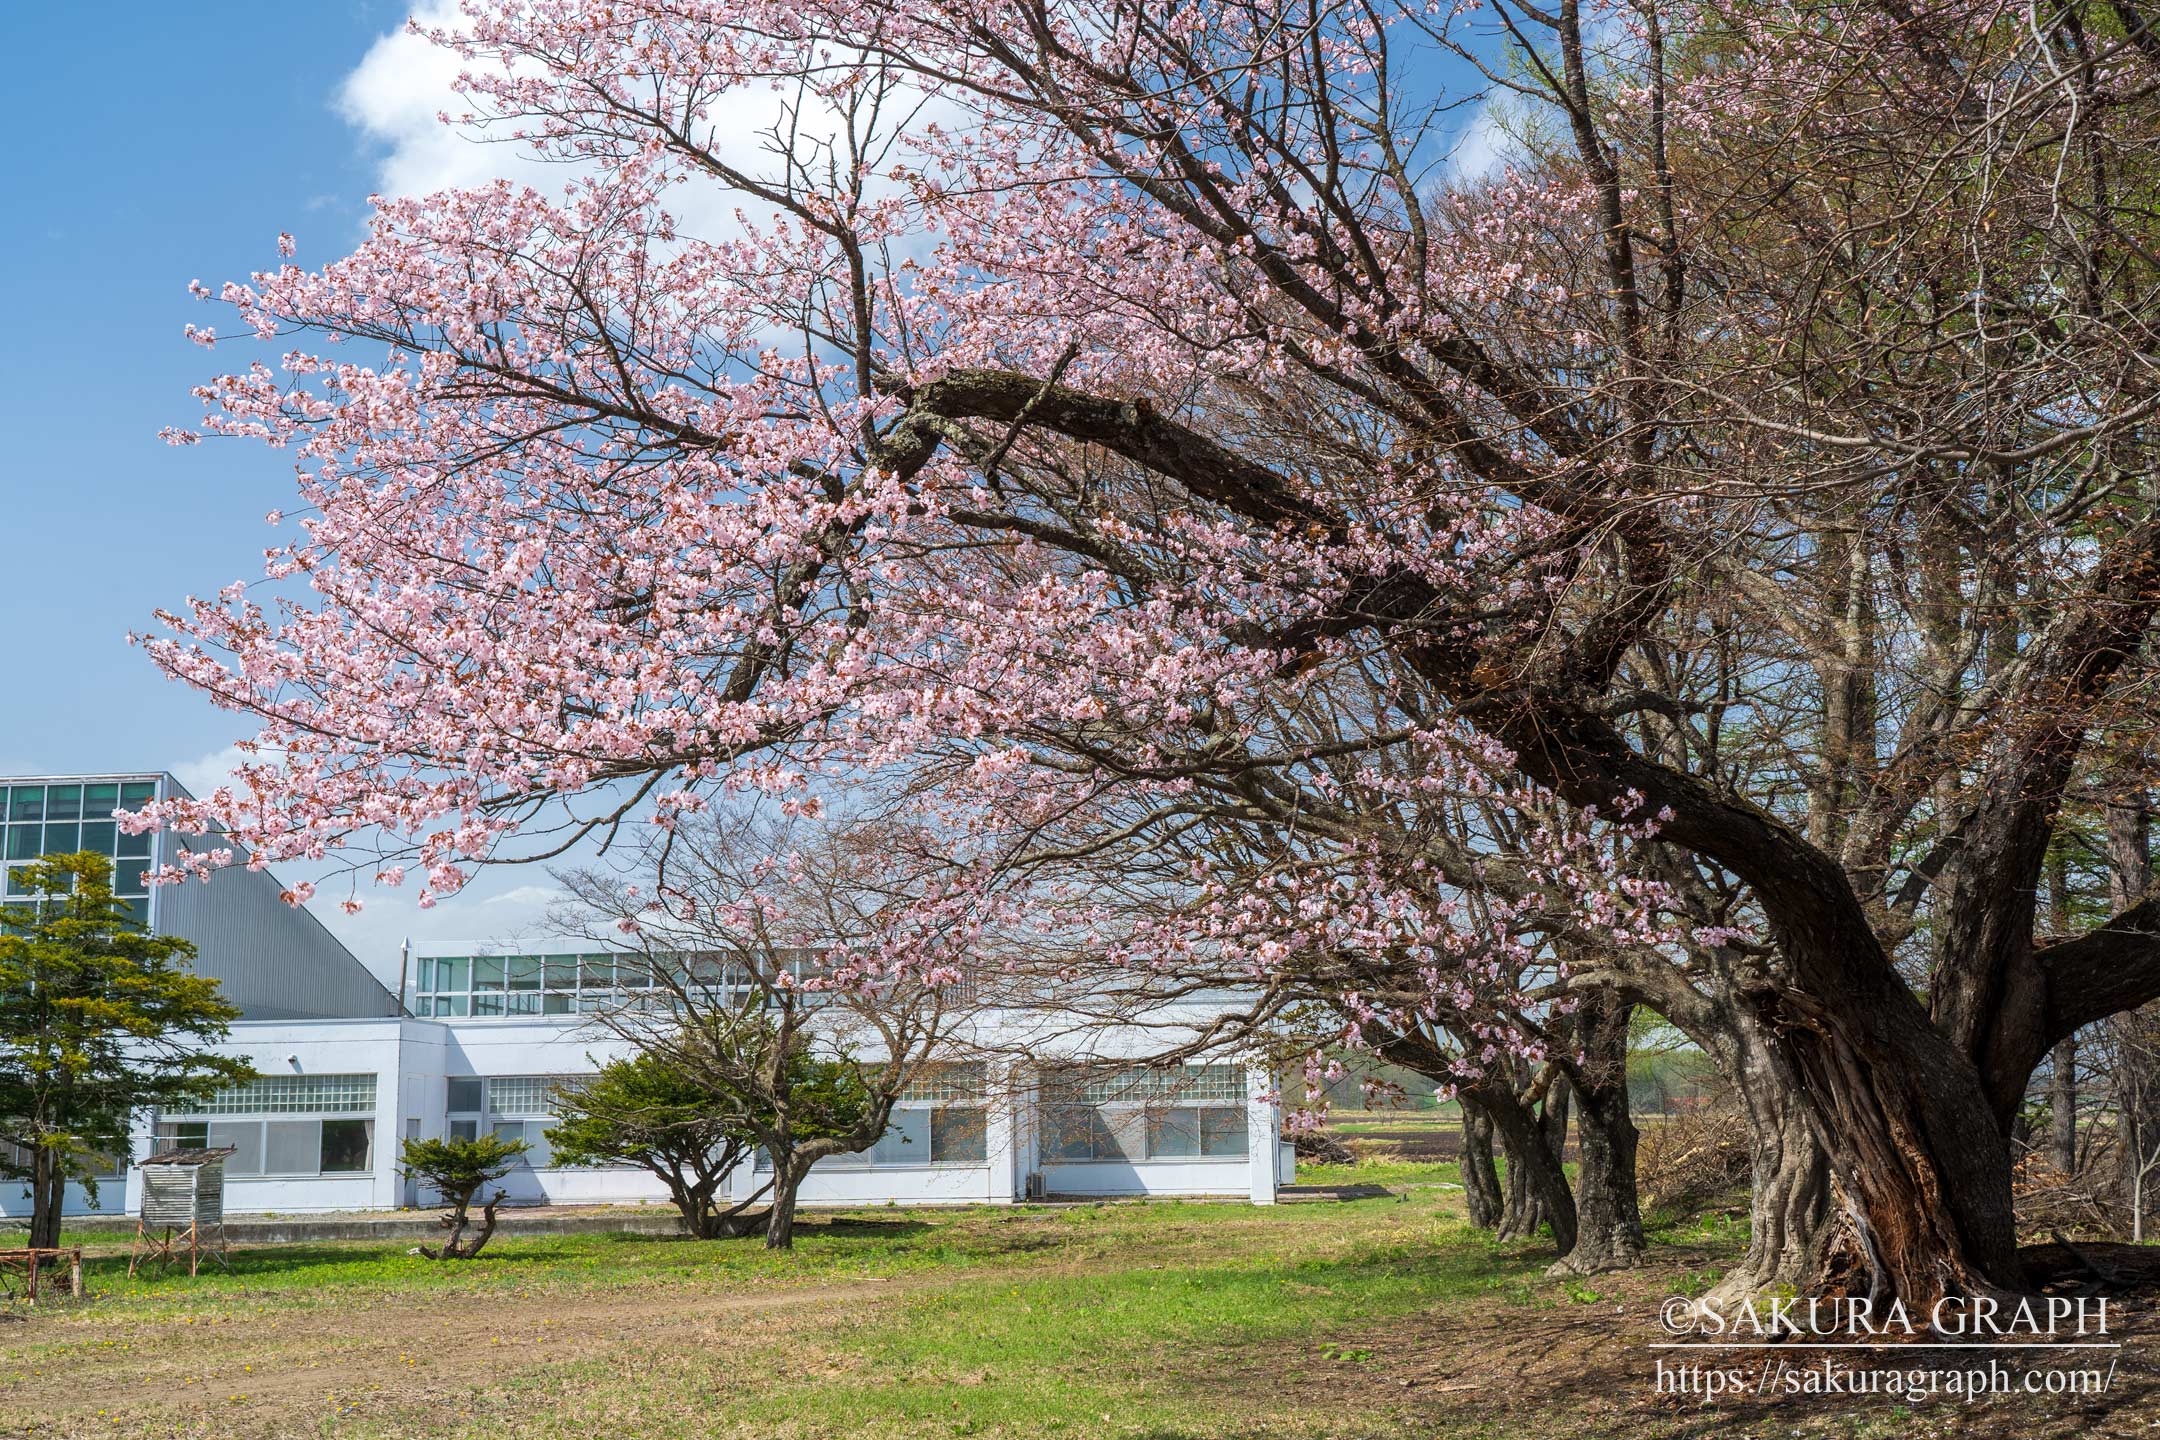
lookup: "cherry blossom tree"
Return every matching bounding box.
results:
[147,0,2160,1303]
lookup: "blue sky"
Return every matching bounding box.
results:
[0,3,574,978]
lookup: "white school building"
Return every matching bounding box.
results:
[3,773,1289,1224]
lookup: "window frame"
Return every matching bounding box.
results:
[1037,1064,1251,1165]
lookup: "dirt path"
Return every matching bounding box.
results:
[1,1272,937,1438]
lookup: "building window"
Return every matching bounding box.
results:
[1039,1064,1249,1164]
[155,1116,376,1178]
[1,1137,126,1183]
[444,1075,579,1168]
[411,949,821,1020]
[2,779,156,927]
[415,951,662,1018]
[156,1072,380,1178]
[756,1063,990,1171]
[186,1073,376,1115]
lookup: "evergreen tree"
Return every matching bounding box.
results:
[0,852,251,1248]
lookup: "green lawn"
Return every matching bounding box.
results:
[0,1141,2139,1440]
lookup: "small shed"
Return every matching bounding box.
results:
[129,1146,235,1277]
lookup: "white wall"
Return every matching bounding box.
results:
[50,1016,1288,1216]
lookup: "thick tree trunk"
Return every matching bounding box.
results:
[1458,1101,1503,1230]
[1551,991,1645,1274]
[766,1160,806,1250]
[1698,1013,1832,1310]
[1770,987,2021,1304]
[1476,1071,1576,1254]
[2049,1037,2077,1173]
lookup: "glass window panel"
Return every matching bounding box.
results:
[207,1120,264,1176]
[122,898,150,929]
[544,956,578,988]
[487,1076,562,1116]
[505,991,542,1016]
[522,1120,554,1169]
[157,1121,211,1150]
[43,786,82,822]
[416,957,435,992]
[436,956,468,993]
[120,781,157,806]
[903,1064,985,1104]
[616,955,655,988]
[5,866,31,898]
[1147,1107,1203,1159]
[42,823,78,854]
[447,1078,485,1113]
[471,993,504,1016]
[116,828,151,858]
[439,995,469,1017]
[1200,1107,1249,1157]
[114,858,149,894]
[491,1121,532,1164]
[873,1108,931,1165]
[179,1073,376,1116]
[931,1107,988,1163]
[320,1119,373,1173]
[542,993,572,1015]
[1185,1065,1247,1101]
[579,954,615,988]
[506,955,542,990]
[1043,1107,1096,1161]
[82,783,118,820]
[472,955,506,989]
[263,1120,320,1175]
[414,996,435,1017]
[8,825,41,860]
[79,821,117,854]
[1094,1108,1142,1161]
[8,787,42,823]
[449,1118,478,1141]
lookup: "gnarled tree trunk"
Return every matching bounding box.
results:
[1458,1101,1503,1230]
[1769,981,2021,1304]
[1481,1070,1575,1252]
[766,1158,808,1250]
[1696,1008,1832,1310]
[1552,990,1645,1274]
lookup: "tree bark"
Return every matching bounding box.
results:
[1770,986,2020,1304]
[766,1159,807,1250]
[1458,1100,1503,1230]
[1550,991,1645,1274]
[2049,1037,2078,1173]
[28,1147,63,1252]
[1697,1013,1832,1310]
[1476,1070,1576,1253]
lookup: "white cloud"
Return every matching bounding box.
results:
[336,1,560,199]
[170,744,261,800]
[484,882,566,908]
[1447,104,1518,184]
[334,4,951,237]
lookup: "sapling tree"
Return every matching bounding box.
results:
[400,1133,527,1259]
[555,808,989,1249]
